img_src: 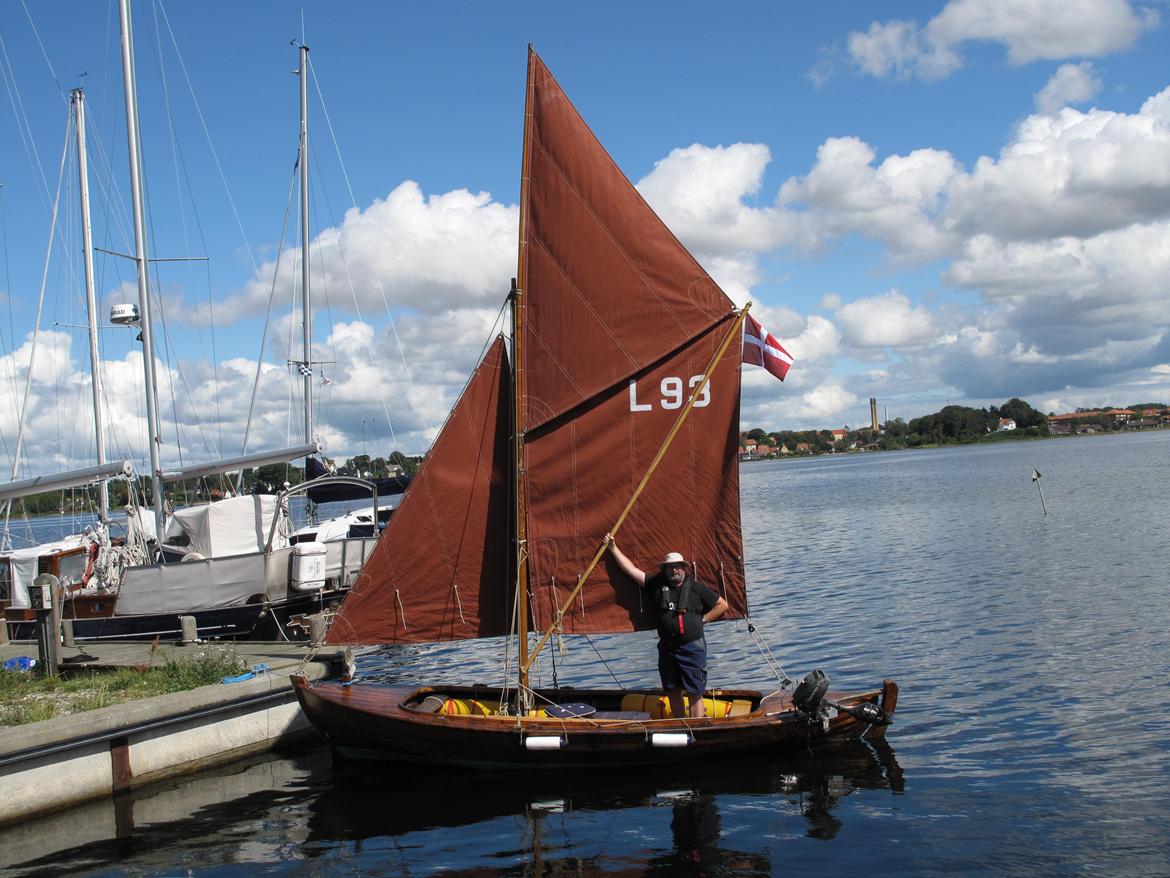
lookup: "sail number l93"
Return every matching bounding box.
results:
[629,376,710,412]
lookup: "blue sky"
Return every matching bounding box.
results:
[2,0,1169,476]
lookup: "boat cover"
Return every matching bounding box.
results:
[163,495,288,557]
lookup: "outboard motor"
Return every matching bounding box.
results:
[793,669,888,726]
[793,669,831,716]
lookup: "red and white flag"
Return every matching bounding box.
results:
[742,313,794,381]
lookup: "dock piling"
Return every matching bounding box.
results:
[308,613,328,646]
[180,615,199,644]
[62,619,76,648]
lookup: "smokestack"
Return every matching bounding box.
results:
[870,397,879,432]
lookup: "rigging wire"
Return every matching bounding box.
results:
[309,60,431,438]
[153,0,259,276]
[1,8,55,208]
[2,109,71,538]
[238,159,299,468]
[0,182,19,470]
[149,0,223,456]
[18,0,67,101]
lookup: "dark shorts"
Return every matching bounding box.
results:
[657,637,708,695]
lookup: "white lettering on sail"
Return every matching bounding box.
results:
[661,377,683,409]
[688,375,711,408]
[628,376,710,412]
[629,379,651,412]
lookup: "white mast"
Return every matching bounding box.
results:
[72,87,109,524]
[298,44,313,445]
[118,0,165,539]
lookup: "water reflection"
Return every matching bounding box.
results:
[0,750,325,877]
[1,739,902,876]
[306,737,902,874]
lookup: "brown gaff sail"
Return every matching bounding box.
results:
[328,49,746,646]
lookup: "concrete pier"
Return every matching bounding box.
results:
[0,640,344,828]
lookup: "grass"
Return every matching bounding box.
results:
[0,646,246,727]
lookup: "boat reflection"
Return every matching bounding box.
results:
[0,737,902,877]
[305,735,904,855]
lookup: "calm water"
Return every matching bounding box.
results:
[4,431,1169,876]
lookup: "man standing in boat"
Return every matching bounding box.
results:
[604,534,728,719]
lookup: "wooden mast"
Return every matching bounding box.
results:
[512,48,537,700]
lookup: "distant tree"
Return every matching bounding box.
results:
[256,462,302,490]
[883,418,909,438]
[908,405,996,443]
[389,450,419,475]
[999,398,1047,430]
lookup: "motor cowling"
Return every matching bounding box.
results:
[793,670,830,717]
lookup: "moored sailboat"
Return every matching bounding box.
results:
[294,49,897,766]
[1,12,367,643]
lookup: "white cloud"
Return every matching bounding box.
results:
[1144,86,1170,124]
[1034,62,1102,115]
[785,314,842,363]
[790,382,859,422]
[846,19,961,81]
[944,101,1170,241]
[840,0,1156,82]
[217,181,517,324]
[946,222,1170,349]
[780,137,958,261]
[637,143,782,251]
[927,0,1154,65]
[836,290,936,348]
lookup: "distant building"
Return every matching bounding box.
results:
[829,428,857,450]
[998,418,1017,431]
[1048,408,1143,433]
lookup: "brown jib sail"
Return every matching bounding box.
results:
[329,49,745,646]
[326,339,513,643]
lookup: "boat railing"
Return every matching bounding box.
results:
[268,477,380,553]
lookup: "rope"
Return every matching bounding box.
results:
[267,606,291,642]
[745,621,793,688]
[582,634,625,688]
[394,589,412,639]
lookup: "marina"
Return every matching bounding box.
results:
[1,432,1167,875]
[1,3,1168,875]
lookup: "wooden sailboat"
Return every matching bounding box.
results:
[294,49,897,766]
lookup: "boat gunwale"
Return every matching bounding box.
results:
[300,680,889,733]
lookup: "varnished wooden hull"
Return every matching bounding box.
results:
[293,678,899,769]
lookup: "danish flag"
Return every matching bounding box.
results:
[742,313,794,381]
